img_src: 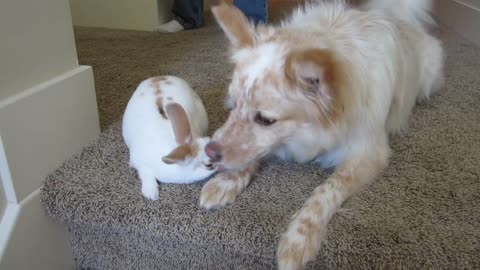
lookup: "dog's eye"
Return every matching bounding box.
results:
[254,112,277,126]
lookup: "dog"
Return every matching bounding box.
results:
[202,0,444,269]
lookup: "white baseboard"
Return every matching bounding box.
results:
[0,66,100,203]
[0,189,75,270]
[434,0,480,47]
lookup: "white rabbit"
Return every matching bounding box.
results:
[122,76,217,200]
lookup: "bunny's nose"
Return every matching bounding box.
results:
[205,141,223,162]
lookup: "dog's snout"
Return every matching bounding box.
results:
[205,141,223,162]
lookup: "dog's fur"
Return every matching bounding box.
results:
[201,0,444,269]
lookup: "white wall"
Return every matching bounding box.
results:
[0,0,78,101]
[158,0,174,25]
[0,190,75,270]
[0,177,5,219]
[70,0,172,31]
[434,0,480,47]
[0,0,99,204]
[205,0,216,11]
[70,0,214,31]
[457,0,480,9]
[0,0,100,268]
[0,67,99,202]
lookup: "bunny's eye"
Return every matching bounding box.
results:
[204,163,215,170]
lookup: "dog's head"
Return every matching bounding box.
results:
[206,3,348,171]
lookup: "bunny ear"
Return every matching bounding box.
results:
[165,102,192,145]
[162,144,192,164]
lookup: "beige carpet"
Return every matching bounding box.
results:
[41,14,480,270]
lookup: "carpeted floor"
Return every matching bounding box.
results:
[42,12,480,270]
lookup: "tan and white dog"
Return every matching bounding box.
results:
[202,0,444,269]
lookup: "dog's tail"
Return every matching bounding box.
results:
[361,0,434,27]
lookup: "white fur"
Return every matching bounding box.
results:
[122,76,216,200]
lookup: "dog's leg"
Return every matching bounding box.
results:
[277,143,390,270]
[200,165,255,210]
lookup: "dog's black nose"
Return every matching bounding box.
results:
[205,141,223,162]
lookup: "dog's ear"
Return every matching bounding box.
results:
[285,49,344,118]
[285,49,346,118]
[285,49,341,93]
[211,2,254,49]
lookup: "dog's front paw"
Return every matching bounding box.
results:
[277,216,326,270]
[199,172,246,210]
